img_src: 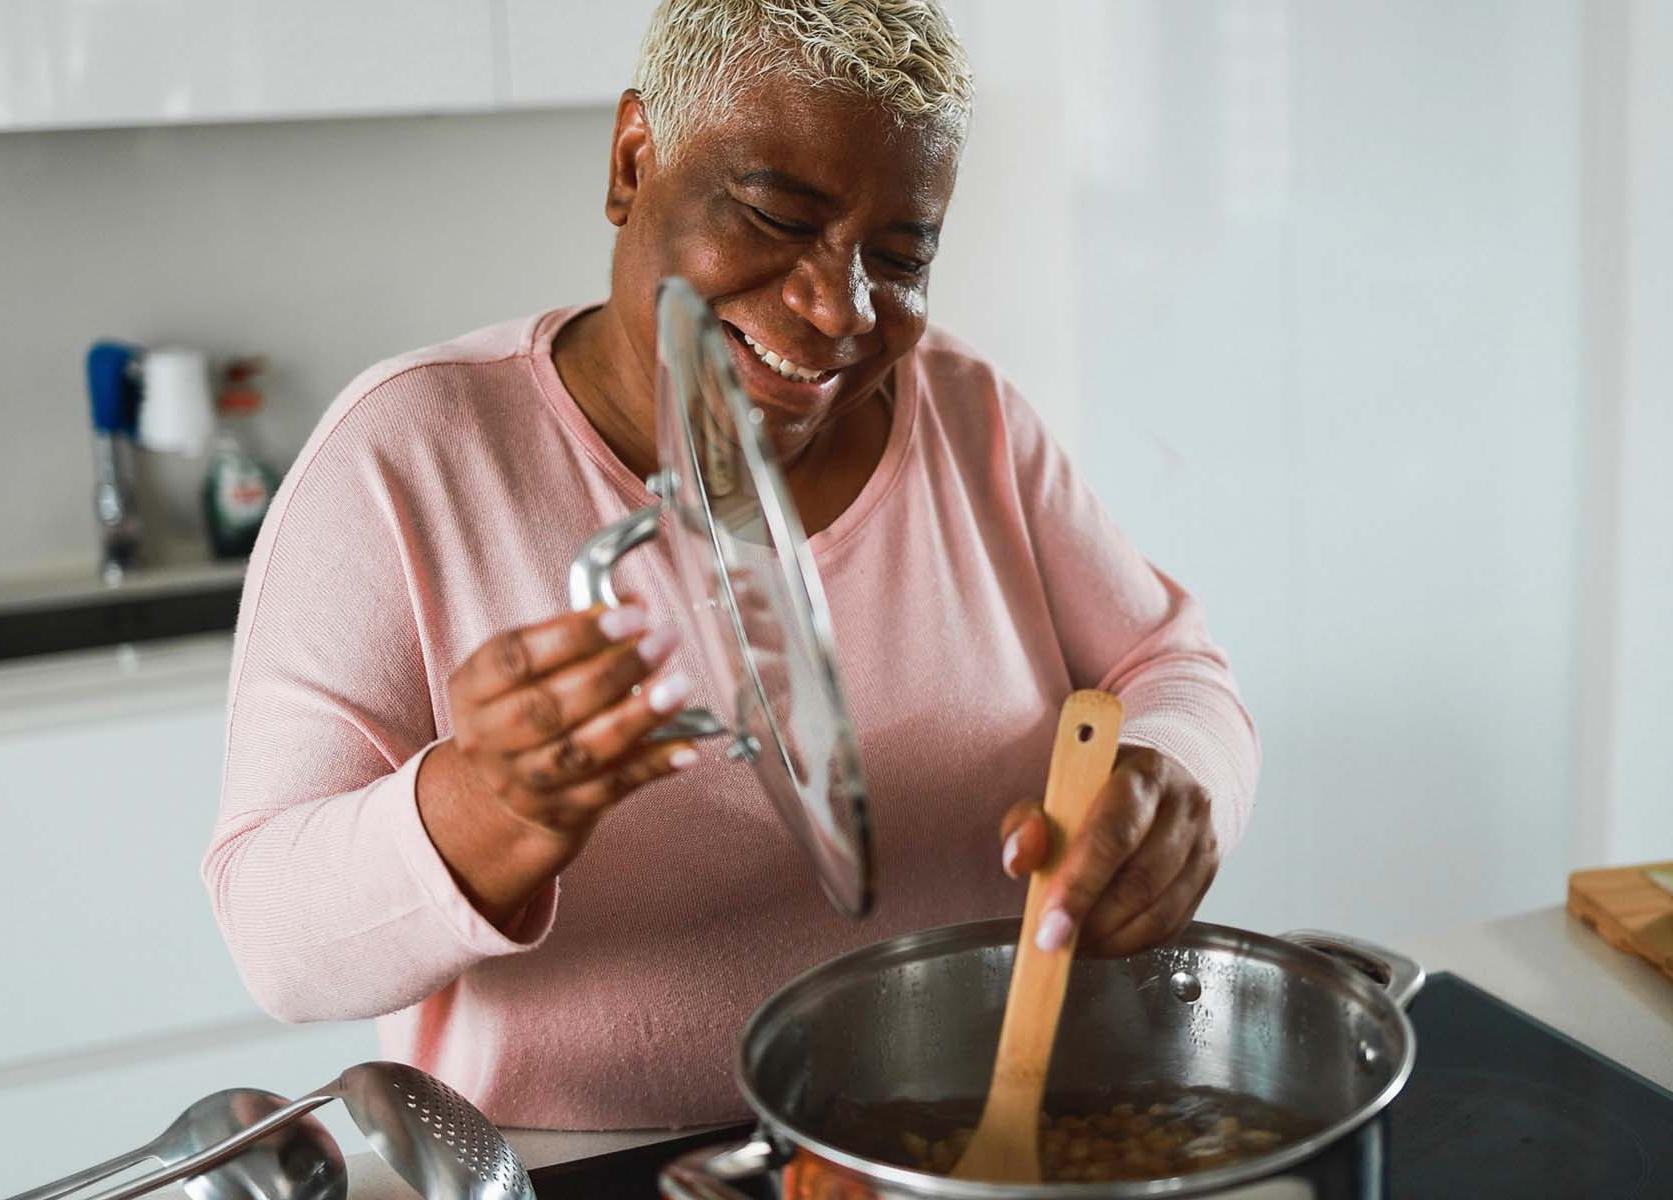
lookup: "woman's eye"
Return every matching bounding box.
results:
[879,253,929,279]
[748,205,809,235]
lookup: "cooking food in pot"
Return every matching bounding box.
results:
[662,922,1421,1198]
[825,1085,1321,1184]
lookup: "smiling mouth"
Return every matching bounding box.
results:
[724,324,835,384]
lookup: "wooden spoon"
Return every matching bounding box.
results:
[952,690,1124,1184]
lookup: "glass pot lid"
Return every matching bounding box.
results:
[654,278,873,917]
[569,278,873,918]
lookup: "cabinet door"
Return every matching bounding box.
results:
[502,0,658,108]
[0,0,496,131]
[0,701,263,1063]
[0,637,381,1195]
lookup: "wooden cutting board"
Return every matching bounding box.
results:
[1567,862,1673,983]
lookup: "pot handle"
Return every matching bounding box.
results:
[568,499,728,744]
[659,1135,778,1200]
[1280,929,1426,1008]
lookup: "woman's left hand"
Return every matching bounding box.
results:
[999,745,1220,957]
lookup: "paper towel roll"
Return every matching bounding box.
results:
[138,347,215,456]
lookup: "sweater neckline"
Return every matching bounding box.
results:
[525,305,919,559]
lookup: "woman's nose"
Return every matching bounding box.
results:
[782,246,877,340]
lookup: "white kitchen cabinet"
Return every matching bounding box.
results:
[501,0,657,108]
[0,697,257,1063]
[0,0,497,131]
[0,637,315,1063]
[0,633,379,1195]
[0,0,660,132]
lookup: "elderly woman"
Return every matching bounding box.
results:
[205,0,1257,1130]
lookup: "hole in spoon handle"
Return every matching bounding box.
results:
[1041,692,1125,847]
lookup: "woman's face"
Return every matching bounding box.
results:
[604,73,961,455]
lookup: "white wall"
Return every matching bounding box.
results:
[1578,0,1673,866]
[946,0,1671,944]
[931,0,1082,444]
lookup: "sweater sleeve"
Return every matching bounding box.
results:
[1002,385,1260,855]
[201,388,556,1023]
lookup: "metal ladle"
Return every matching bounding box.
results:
[8,1089,344,1200]
[68,1063,532,1200]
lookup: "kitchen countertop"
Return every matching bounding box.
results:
[167,904,1673,1199]
[0,629,232,735]
[1402,903,1672,1093]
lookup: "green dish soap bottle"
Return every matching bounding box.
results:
[202,357,280,560]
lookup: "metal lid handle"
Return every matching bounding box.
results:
[568,500,726,744]
[1281,929,1426,1008]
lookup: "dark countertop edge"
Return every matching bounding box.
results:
[0,574,244,661]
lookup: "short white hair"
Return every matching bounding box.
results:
[632,0,974,162]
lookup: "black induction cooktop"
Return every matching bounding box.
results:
[528,972,1673,1199]
[1389,973,1673,1197]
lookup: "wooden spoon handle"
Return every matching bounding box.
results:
[954,690,1124,1182]
[997,692,1124,1106]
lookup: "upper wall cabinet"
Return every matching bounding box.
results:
[0,0,658,133]
[501,0,656,108]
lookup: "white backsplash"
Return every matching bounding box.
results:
[0,107,619,577]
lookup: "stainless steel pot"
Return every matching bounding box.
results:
[662,918,1423,1199]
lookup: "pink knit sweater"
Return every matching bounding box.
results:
[204,307,1258,1130]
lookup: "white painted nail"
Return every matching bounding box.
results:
[1035,908,1074,953]
[636,626,679,666]
[670,747,700,769]
[1002,830,1023,878]
[647,671,691,714]
[598,605,648,641]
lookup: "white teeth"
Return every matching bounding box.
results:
[741,331,824,383]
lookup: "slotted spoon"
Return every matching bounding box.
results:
[75,1063,532,1200]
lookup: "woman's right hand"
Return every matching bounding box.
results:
[416,602,696,927]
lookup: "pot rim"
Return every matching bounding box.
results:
[733,916,1419,1198]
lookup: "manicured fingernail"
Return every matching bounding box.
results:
[670,747,700,769]
[1002,830,1023,878]
[598,605,647,641]
[647,671,690,714]
[636,626,679,666]
[1036,908,1074,953]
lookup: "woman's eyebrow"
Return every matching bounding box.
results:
[736,168,830,201]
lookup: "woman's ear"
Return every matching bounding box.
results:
[605,90,656,227]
